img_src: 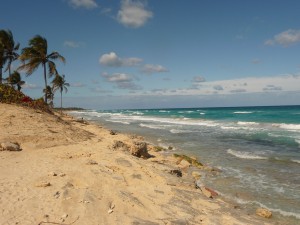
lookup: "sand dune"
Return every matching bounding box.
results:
[0,103,270,225]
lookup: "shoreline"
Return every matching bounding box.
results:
[0,103,272,224]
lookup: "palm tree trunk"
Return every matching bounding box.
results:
[60,90,62,114]
[0,66,2,84]
[43,63,48,103]
[8,64,12,87]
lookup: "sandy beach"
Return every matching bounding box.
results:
[0,103,272,225]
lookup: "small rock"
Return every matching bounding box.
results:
[59,173,66,177]
[35,181,51,187]
[0,142,22,151]
[61,213,68,219]
[178,159,191,169]
[108,209,113,214]
[256,208,272,218]
[110,203,115,209]
[169,169,182,177]
[49,172,57,176]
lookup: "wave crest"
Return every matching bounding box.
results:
[227,149,268,160]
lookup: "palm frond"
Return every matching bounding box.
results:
[48,52,66,64]
[48,60,57,78]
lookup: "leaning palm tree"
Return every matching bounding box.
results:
[18,35,65,103]
[0,29,20,82]
[52,74,69,113]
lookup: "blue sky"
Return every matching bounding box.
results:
[1,0,300,109]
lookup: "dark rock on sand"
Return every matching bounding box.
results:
[0,142,22,151]
[170,169,183,177]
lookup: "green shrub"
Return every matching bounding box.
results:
[0,84,52,113]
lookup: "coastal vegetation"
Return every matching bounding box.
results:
[0,29,68,111]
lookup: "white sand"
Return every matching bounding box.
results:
[0,103,271,225]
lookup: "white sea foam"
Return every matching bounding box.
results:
[139,123,167,130]
[170,129,190,134]
[221,126,240,130]
[131,111,144,115]
[278,123,300,131]
[291,159,300,164]
[199,112,205,115]
[105,120,130,125]
[159,110,170,113]
[227,149,268,160]
[233,111,253,114]
[237,121,259,126]
[228,197,300,219]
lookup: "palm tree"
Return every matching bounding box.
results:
[52,74,69,113]
[0,29,20,82]
[18,35,65,103]
[6,71,25,91]
[43,85,54,107]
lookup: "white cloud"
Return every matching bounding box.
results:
[142,74,300,96]
[22,83,40,90]
[265,29,300,47]
[70,82,85,87]
[101,72,142,90]
[141,64,168,74]
[68,0,98,9]
[263,85,282,91]
[192,76,206,83]
[117,0,153,28]
[99,52,142,67]
[64,41,84,48]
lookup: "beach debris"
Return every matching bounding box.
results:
[130,141,151,158]
[54,191,60,199]
[195,180,218,198]
[0,142,22,151]
[169,169,182,177]
[110,130,117,135]
[205,187,218,198]
[200,186,213,198]
[256,207,272,218]
[59,172,66,177]
[112,140,129,151]
[35,181,51,187]
[86,159,98,165]
[173,154,203,168]
[76,117,88,124]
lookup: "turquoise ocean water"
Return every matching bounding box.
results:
[70,105,300,224]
